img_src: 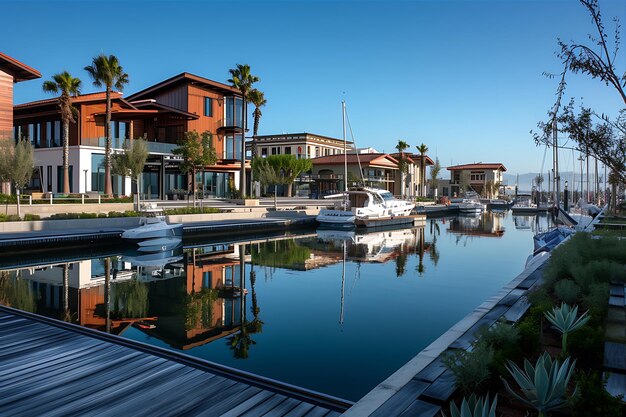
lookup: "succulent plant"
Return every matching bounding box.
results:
[448,393,498,417]
[544,302,590,353]
[503,352,577,417]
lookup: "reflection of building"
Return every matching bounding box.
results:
[13,72,247,198]
[447,212,505,237]
[447,163,507,197]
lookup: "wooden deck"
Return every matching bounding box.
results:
[0,306,351,416]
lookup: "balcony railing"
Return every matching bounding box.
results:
[82,138,177,155]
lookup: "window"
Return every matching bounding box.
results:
[225,96,244,128]
[225,134,243,159]
[315,147,320,157]
[271,147,280,155]
[204,97,213,117]
[470,171,485,181]
[203,271,212,288]
[284,146,291,155]
[47,166,52,192]
[261,148,268,157]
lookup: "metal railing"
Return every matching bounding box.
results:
[18,194,124,205]
[82,138,177,155]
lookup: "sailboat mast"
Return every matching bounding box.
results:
[342,101,348,192]
[552,117,560,207]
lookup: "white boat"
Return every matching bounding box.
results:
[137,237,182,253]
[458,199,483,214]
[122,204,183,242]
[316,206,356,226]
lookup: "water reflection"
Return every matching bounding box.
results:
[0,212,545,400]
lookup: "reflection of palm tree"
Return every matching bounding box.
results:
[104,258,111,333]
[247,264,264,334]
[395,253,407,277]
[416,228,425,275]
[62,264,71,322]
[227,328,256,359]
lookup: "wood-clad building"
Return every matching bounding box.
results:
[13,72,248,198]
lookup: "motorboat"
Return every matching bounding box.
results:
[488,199,513,210]
[137,237,183,253]
[316,187,415,227]
[122,204,183,242]
[511,196,547,214]
[458,192,484,214]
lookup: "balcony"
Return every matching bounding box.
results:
[82,138,178,155]
[216,118,243,133]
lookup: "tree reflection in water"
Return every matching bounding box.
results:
[0,270,37,313]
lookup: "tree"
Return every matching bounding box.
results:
[251,157,281,208]
[534,0,625,193]
[112,138,148,210]
[173,131,217,205]
[416,143,429,197]
[84,54,129,196]
[247,89,267,197]
[42,72,81,194]
[228,64,259,197]
[269,154,313,198]
[429,157,442,199]
[0,140,35,218]
[395,140,410,197]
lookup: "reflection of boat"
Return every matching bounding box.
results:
[511,196,549,214]
[489,199,513,210]
[317,227,417,263]
[120,250,183,269]
[122,204,183,242]
[137,237,182,253]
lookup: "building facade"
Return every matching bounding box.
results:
[249,132,353,159]
[447,163,507,197]
[13,72,248,199]
[389,152,434,198]
[0,52,41,193]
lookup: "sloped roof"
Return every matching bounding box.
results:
[0,52,41,82]
[447,163,507,172]
[390,152,434,166]
[14,91,126,110]
[127,72,240,101]
[312,153,399,168]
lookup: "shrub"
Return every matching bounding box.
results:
[568,325,604,364]
[572,371,624,417]
[582,283,610,324]
[0,194,17,204]
[479,321,522,377]
[97,213,108,218]
[527,287,554,314]
[444,343,494,395]
[0,214,21,222]
[23,214,40,221]
[554,279,581,304]
[517,314,540,355]
[78,213,98,219]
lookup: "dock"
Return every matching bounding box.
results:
[0,216,317,252]
[354,214,425,228]
[0,305,351,416]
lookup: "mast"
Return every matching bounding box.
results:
[552,116,560,208]
[342,101,348,193]
[339,239,346,325]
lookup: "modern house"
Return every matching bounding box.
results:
[13,72,247,199]
[248,132,353,159]
[0,52,41,193]
[447,163,507,197]
[389,152,434,198]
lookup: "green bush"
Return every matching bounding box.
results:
[568,325,604,364]
[582,283,610,324]
[517,314,541,356]
[49,213,80,220]
[572,371,624,417]
[479,321,522,378]
[23,214,40,221]
[0,194,17,204]
[527,287,554,314]
[443,343,494,395]
[0,214,21,222]
[163,207,221,215]
[554,279,582,304]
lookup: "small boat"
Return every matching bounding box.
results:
[122,204,183,242]
[489,199,513,210]
[458,200,483,214]
[511,196,547,214]
[533,226,574,252]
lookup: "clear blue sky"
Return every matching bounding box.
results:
[3,0,625,175]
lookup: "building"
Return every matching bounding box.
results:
[0,52,41,193]
[447,163,507,197]
[389,152,434,198]
[311,153,401,196]
[13,72,247,198]
[249,132,353,159]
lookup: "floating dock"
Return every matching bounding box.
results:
[0,305,351,416]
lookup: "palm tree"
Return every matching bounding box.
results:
[247,89,267,196]
[228,64,259,197]
[416,143,429,197]
[84,55,129,196]
[395,140,410,197]
[42,72,81,194]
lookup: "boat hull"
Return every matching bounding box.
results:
[316,209,356,226]
[122,223,183,241]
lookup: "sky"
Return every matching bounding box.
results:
[3,0,625,175]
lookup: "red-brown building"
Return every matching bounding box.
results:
[13,72,247,198]
[0,52,41,193]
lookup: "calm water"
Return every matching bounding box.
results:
[0,212,553,400]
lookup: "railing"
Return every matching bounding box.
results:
[216,118,243,130]
[311,174,343,180]
[18,193,134,205]
[82,138,177,155]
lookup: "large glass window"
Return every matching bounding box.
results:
[225,135,234,159]
[45,121,62,148]
[91,154,105,192]
[225,96,243,128]
[235,97,243,128]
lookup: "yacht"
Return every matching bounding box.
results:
[122,204,183,242]
[316,188,415,226]
[457,192,484,214]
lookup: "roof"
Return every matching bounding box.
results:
[14,91,125,110]
[0,52,41,82]
[312,153,399,168]
[390,152,434,166]
[447,163,507,172]
[127,72,241,101]
[131,100,199,119]
[254,132,353,144]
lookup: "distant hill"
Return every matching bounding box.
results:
[503,172,604,193]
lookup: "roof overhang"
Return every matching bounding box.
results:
[0,52,41,82]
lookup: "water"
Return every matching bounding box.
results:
[0,212,553,401]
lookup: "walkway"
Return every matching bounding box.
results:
[0,306,351,416]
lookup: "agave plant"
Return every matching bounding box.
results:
[544,302,590,353]
[503,352,577,417]
[448,393,498,417]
